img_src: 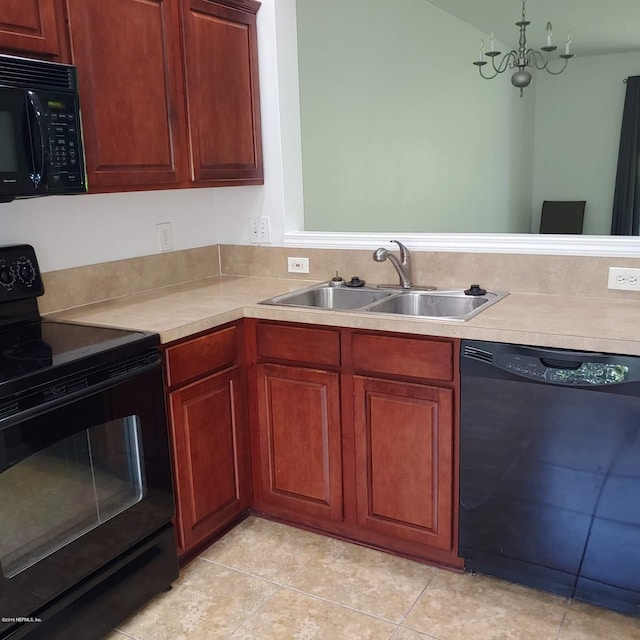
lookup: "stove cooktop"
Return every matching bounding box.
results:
[0,244,162,405]
[0,320,159,392]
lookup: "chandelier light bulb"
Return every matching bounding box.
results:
[546,22,553,47]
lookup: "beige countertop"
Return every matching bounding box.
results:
[48,275,640,355]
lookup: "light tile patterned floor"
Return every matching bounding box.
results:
[104,516,640,640]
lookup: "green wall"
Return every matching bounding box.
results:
[297,0,535,233]
[533,51,640,235]
[297,1,640,235]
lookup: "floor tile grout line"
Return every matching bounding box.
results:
[554,608,570,640]
[281,535,335,586]
[223,583,286,640]
[223,581,401,638]
[279,584,401,625]
[398,572,435,624]
[391,572,450,640]
[197,556,292,589]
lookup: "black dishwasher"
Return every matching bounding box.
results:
[459,340,640,617]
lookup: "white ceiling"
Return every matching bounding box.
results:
[426,0,640,56]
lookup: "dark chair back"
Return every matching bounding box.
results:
[539,201,586,234]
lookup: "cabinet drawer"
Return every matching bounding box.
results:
[256,323,340,367]
[352,333,453,382]
[166,326,237,387]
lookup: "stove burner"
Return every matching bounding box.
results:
[3,340,53,367]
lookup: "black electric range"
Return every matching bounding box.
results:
[0,244,178,640]
[0,244,159,416]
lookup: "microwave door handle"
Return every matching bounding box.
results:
[26,91,48,188]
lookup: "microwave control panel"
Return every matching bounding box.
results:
[42,92,85,192]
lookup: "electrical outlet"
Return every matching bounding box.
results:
[259,216,272,243]
[608,267,640,291]
[157,222,173,252]
[249,218,260,243]
[288,257,309,273]
[249,217,272,243]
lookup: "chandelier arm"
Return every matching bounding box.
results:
[543,57,570,76]
[527,49,549,71]
[492,51,517,74]
[477,65,503,80]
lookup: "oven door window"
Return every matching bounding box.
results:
[0,363,174,614]
[0,415,145,578]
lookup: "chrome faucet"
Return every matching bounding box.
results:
[373,240,413,289]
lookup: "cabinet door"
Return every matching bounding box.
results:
[169,366,249,554]
[353,376,454,551]
[66,0,188,190]
[181,0,263,184]
[0,0,66,59]
[255,363,342,521]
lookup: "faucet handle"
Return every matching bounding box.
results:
[390,240,410,267]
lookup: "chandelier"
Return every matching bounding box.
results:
[473,0,574,96]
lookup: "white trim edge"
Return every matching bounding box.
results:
[283,231,640,257]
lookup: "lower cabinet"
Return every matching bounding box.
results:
[353,376,454,551]
[163,319,459,565]
[249,320,461,567]
[254,363,343,521]
[164,323,250,557]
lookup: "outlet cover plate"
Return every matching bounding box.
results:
[288,257,309,273]
[157,222,173,252]
[608,266,640,291]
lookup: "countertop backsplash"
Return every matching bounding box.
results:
[219,244,640,300]
[39,243,640,315]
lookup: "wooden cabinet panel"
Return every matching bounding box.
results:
[165,326,237,387]
[352,333,453,382]
[169,366,249,553]
[181,0,263,184]
[67,0,188,189]
[0,0,66,59]
[353,376,454,551]
[255,363,343,521]
[256,323,341,368]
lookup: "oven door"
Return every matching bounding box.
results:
[0,87,42,198]
[0,354,174,631]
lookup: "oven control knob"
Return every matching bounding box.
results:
[0,264,14,288]
[17,260,36,285]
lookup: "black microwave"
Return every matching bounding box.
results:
[0,53,86,202]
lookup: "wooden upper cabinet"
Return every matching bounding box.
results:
[181,0,263,184]
[66,0,189,189]
[0,0,68,60]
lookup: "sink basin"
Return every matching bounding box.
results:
[260,283,508,320]
[364,290,504,320]
[263,285,394,310]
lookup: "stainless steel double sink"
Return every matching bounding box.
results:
[260,283,508,321]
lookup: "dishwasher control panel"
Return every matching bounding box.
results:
[497,353,629,385]
[462,342,634,386]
